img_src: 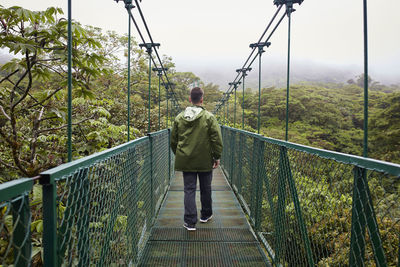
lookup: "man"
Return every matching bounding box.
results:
[171,87,223,231]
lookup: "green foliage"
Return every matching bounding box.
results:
[224,81,399,164]
[0,5,217,181]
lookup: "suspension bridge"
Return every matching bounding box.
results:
[1,0,399,266]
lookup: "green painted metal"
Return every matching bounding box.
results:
[275,146,287,265]
[237,134,244,195]
[235,68,251,130]
[166,87,169,127]
[220,126,400,266]
[249,42,270,134]
[0,178,33,202]
[234,85,237,127]
[242,78,245,129]
[39,130,171,266]
[258,50,262,134]
[283,147,314,266]
[229,131,236,184]
[227,95,230,124]
[229,82,240,128]
[285,4,292,141]
[0,178,33,267]
[11,194,31,267]
[148,53,152,133]
[349,167,367,266]
[67,0,72,162]
[254,140,264,232]
[41,182,57,267]
[158,73,161,130]
[250,138,258,225]
[152,68,167,131]
[127,7,132,141]
[363,0,369,157]
[224,126,400,177]
[350,167,387,266]
[223,100,226,125]
[168,128,171,185]
[149,133,154,218]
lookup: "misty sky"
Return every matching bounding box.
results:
[2,0,400,85]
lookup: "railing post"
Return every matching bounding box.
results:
[283,147,314,266]
[349,167,387,266]
[168,128,171,185]
[41,180,58,267]
[148,133,154,219]
[229,130,236,185]
[76,170,90,265]
[236,133,244,195]
[127,146,138,263]
[12,193,31,267]
[166,88,169,127]
[250,137,259,224]
[275,146,287,265]
[254,139,264,232]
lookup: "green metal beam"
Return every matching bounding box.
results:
[67,0,72,162]
[363,0,369,157]
[285,4,293,141]
[127,6,132,141]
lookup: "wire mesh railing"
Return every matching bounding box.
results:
[221,126,400,267]
[0,129,173,266]
[0,179,33,266]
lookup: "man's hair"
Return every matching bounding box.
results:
[190,87,204,104]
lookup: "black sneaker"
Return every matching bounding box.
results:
[199,215,213,223]
[183,223,196,231]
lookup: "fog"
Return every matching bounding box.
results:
[2,0,400,89]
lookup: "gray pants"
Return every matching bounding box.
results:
[183,171,213,225]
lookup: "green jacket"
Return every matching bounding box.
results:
[171,106,223,172]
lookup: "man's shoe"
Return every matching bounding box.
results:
[183,223,196,231]
[199,215,213,223]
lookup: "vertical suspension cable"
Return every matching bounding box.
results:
[166,88,169,127]
[227,96,230,125]
[285,6,292,141]
[242,77,245,129]
[363,0,369,157]
[67,0,72,162]
[223,102,226,125]
[257,49,263,134]
[127,9,132,141]
[234,86,237,128]
[148,54,151,133]
[158,74,161,131]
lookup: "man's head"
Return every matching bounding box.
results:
[189,87,204,105]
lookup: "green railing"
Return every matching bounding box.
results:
[0,179,33,266]
[221,126,400,267]
[0,129,173,266]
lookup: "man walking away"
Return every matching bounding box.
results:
[171,87,223,231]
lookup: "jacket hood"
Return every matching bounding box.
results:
[183,106,204,122]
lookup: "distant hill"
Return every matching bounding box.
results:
[194,60,399,90]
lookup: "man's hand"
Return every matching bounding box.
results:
[213,159,220,169]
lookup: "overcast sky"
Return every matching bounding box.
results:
[2,0,400,85]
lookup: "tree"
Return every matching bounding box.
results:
[0,6,107,178]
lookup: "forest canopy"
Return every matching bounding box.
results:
[0,5,399,182]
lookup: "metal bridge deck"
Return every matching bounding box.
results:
[139,167,270,266]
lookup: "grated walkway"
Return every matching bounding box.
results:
[139,167,271,266]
